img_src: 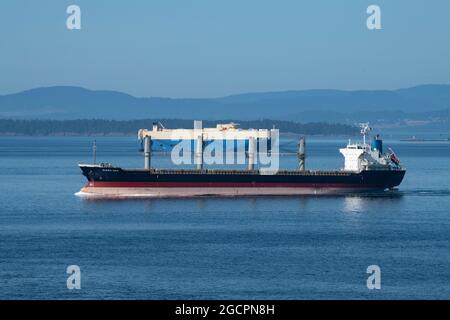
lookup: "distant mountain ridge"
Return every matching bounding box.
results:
[1,85,450,131]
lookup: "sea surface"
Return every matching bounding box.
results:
[0,136,449,299]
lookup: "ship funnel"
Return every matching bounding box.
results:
[372,134,383,154]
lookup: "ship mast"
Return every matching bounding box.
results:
[359,123,371,146]
[92,140,97,165]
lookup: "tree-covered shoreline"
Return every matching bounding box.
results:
[0,119,357,136]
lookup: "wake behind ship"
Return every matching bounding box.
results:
[76,122,405,198]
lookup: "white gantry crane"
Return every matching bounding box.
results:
[137,120,276,170]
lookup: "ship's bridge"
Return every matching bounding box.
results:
[339,123,395,172]
[340,142,367,171]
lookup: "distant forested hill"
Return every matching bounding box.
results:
[1,85,450,121]
[0,119,357,136]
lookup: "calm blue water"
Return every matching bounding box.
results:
[0,136,449,299]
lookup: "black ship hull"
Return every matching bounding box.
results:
[77,165,406,197]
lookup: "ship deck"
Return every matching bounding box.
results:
[80,164,402,177]
[122,168,354,176]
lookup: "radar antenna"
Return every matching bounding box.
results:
[359,122,372,146]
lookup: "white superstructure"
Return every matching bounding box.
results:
[339,123,394,172]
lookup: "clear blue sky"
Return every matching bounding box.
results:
[1,0,449,97]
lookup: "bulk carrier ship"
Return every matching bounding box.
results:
[76,122,405,198]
